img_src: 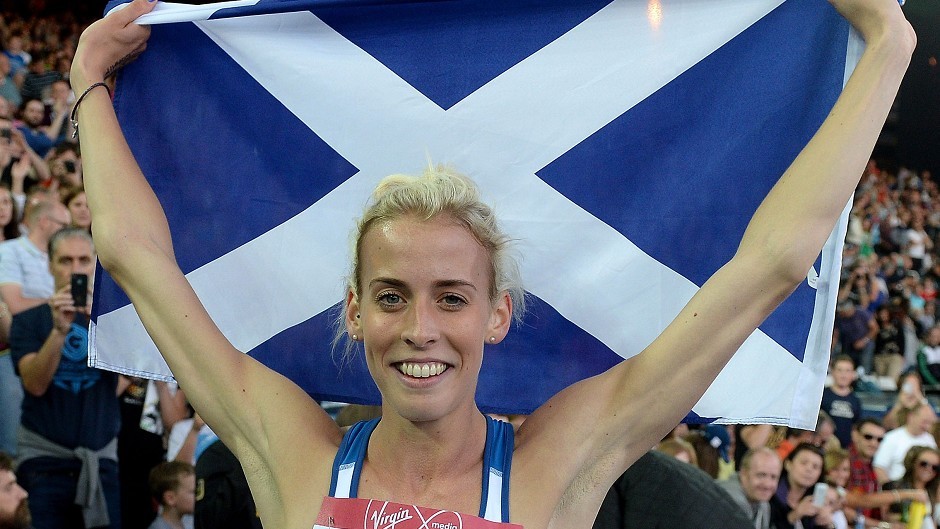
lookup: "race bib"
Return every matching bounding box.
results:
[314,497,523,529]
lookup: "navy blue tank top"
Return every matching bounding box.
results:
[328,416,514,522]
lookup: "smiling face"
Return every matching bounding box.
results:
[740,450,781,503]
[914,451,940,486]
[827,458,850,488]
[785,447,823,491]
[831,359,856,390]
[348,214,511,423]
[851,422,885,461]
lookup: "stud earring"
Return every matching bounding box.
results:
[351,334,359,341]
[488,336,496,343]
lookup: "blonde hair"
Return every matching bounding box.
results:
[656,438,699,467]
[333,165,525,359]
[824,447,849,475]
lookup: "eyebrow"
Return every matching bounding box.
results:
[368,277,477,291]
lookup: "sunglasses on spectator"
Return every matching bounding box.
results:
[861,433,884,442]
[917,460,940,472]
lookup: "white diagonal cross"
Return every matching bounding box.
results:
[94,0,832,425]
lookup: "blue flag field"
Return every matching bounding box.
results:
[91,0,861,429]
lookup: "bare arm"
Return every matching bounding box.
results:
[155,382,188,431]
[172,414,205,464]
[846,488,928,510]
[11,128,50,184]
[17,289,77,396]
[0,301,11,343]
[514,0,915,520]
[739,424,774,451]
[42,101,68,142]
[71,2,341,525]
[875,466,890,485]
[0,284,48,315]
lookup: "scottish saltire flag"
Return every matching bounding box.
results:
[90,0,860,429]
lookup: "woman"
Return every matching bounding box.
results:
[0,186,20,244]
[0,185,19,339]
[883,446,940,525]
[774,443,833,529]
[61,186,90,231]
[826,448,851,491]
[71,0,915,527]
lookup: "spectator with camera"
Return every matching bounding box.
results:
[47,143,81,191]
[11,227,122,529]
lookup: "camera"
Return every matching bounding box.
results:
[71,273,88,308]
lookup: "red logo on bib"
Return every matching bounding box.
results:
[314,497,523,529]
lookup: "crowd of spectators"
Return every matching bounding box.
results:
[0,4,937,529]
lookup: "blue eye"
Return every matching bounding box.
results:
[441,294,467,308]
[377,293,402,307]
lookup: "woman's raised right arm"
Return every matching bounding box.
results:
[72,1,341,522]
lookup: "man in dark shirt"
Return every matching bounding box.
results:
[16,98,65,158]
[835,301,878,374]
[11,228,121,529]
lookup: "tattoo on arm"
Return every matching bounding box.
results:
[104,45,146,80]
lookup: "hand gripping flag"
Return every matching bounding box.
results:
[91,0,860,429]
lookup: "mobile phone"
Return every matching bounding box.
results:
[812,482,828,507]
[71,273,88,308]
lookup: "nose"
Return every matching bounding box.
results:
[16,483,27,499]
[401,299,439,348]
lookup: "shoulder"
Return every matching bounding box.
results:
[880,428,909,448]
[0,238,23,261]
[12,303,50,325]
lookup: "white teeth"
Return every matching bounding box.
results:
[396,362,448,378]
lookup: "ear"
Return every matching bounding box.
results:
[162,489,177,508]
[345,289,361,336]
[486,291,513,344]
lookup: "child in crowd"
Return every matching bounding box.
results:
[148,461,196,529]
[822,355,863,448]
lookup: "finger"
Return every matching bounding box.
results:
[109,0,159,27]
